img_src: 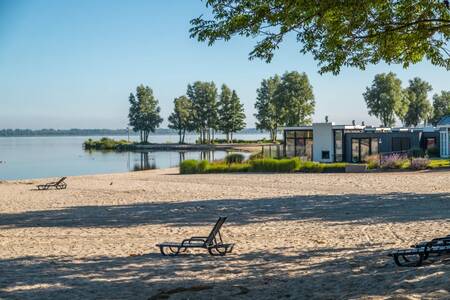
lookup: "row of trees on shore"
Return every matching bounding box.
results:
[127,71,316,143]
[363,73,450,127]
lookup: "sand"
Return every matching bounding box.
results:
[1,169,450,299]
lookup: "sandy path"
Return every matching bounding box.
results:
[1,169,450,299]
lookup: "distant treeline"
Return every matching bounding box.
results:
[0,128,264,137]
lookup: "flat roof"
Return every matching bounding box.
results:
[281,124,438,132]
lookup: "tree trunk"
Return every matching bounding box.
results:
[182,129,186,144]
[271,129,277,143]
[143,130,148,143]
[231,132,233,143]
[178,129,182,144]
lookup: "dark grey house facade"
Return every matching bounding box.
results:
[282,119,448,163]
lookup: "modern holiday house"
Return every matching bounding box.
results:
[281,116,450,163]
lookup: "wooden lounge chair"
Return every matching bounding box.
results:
[37,177,67,190]
[156,216,234,256]
[388,239,450,267]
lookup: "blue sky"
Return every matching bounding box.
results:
[0,0,448,129]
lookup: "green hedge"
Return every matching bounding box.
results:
[179,158,347,174]
[249,158,301,172]
[180,160,250,174]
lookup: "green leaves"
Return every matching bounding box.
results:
[363,73,406,127]
[255,71,315,141]
[187,81,219,143]
[432,90,450,125]
[275,71,315,127]
[403,78,433,126]
[254,74,281,141]
[218,85,246,141]
[128,85,163,143]
[168,96,194,143]
[190,0,450,74]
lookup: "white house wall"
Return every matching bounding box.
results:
[312,123,334,162]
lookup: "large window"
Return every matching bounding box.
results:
[392,137,411,152]
[352,139,359,162]
[284,130,313,160]
[352,138,379,162]
[286,138,295,157]
[371,138,379,154]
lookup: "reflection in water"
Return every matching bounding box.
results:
[178,150,217,164]
[133,152,156,171]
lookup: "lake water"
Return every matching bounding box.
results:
[0,133,268,180]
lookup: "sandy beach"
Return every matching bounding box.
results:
[1,169,450,299]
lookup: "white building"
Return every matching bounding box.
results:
[438,116,450,158]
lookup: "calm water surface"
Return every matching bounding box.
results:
[0,134,268,180]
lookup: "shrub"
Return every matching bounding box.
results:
[206,162,250,173]
[225,153,245,164]
[298,161,323,173]
[180,160,201,174]
[249,158,301,172]
[366,155,380,169]
[426,146,439,157]
[83,137,130,150]
[428,159,450,168]
[410,157,430,170]
[180,160,251,174]
[198,160,209,172]
[321,163,347,173]
[408,147,425,158]
[380,153,409,169]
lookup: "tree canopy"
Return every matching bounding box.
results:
[168,96,194,143]
[190,1,450,74]
[187,81,219,143]
[363,72,407,127]
[218,85,246,142]
[403,77,433,126]
[432,90,450,124]
[275,71,315,126]
[254,75,282,142]
[128,85,163,143]
[254,71,314,140]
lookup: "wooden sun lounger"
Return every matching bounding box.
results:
[37,177,67,190]
[156,216,234,256]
